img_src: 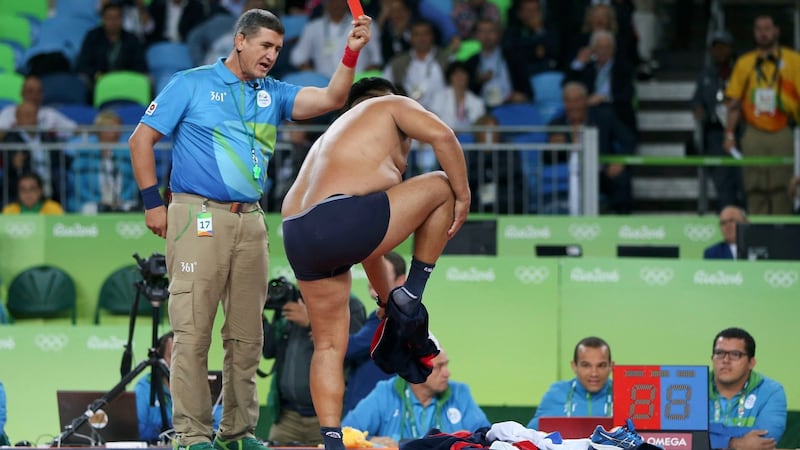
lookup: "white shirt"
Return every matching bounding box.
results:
[0,105,78,140]
[477,48,512,107]
[290,14,383,78]
[384,49,445,110]
[428,87,486,130]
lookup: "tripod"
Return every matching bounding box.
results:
[52,269,170,447]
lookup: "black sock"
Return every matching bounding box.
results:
[405,257,435,298]
[320,427,345,450]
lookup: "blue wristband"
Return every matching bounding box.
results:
[140,185,164,210]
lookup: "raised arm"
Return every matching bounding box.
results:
[292,15,373,120]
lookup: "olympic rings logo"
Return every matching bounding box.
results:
[763,270,798,288]
[514,266,550,284]
[34,333,69,352]
[4,222,36,238]
[639,267,674,286]
[115,221,148,239]
[568,223,601,241]
[683,223,716,242]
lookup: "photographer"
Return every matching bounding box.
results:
[262,278,366,445]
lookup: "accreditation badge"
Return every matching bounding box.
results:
[754,88,776,116]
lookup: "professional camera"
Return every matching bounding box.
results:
[265,277,300,310]
[133,252,169,302]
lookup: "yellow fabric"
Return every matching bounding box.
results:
[2,199,64,214]
[726,46,800,132]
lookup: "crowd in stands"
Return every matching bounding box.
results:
[0,0,654,215]
[1,0,798,215]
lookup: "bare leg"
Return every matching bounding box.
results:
[296,273,352,429]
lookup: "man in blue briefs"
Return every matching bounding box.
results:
[128,8,373,450]
[281,77,471,450]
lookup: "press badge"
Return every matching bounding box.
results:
[754,88,776,116]
[197,211,213,237]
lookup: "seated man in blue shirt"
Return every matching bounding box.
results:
[527,336,614,430]
[709,327,786,450]
[135,332,222,443]
[342,343,490,447]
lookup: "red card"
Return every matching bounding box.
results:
[347,0,364,18]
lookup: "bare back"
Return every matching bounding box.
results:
[282,95,456,217]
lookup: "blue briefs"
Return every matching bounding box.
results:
[282,192,390,281]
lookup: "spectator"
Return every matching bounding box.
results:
[135,332,222,443]
[377,0,417,65]
[186,4,237,66]
[693,31,746,211]
[468,113,524,213]
[342,251,406,415]
[383,19,450,109]
[568,2,639,74]
[0,75,78,140]
[724,14,799,215]
[502,0,558,78]
[77,2,148,93]
[1,102,67,206]
[527,336,613,430]
[703,205,748,260]
[98,0,153,42]
[290,0,383,77]
[67,110,140,213]
[429,61,486,131]
[548,82,634,214]
[465,18,531,107]
[2,172,64,215]
[709,327,787,450]
[450,0,500,40]
[263,281,365,445]
[146,0,226,44]
[342,343,490,447]
[565,29,638,137]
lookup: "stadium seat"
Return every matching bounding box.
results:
[56,104,98,125]
[454,39,481,62]
[418,0,457,43]
[40,72,88,105]
[146,42,193,80]
[0,71,24,104]
[281,70,330,87]
[0,0,49,22]
[94,71,152,108]
[6,265,77,324]
[281,14,308,41]
[354,69,383,83]
[0,43,15,72]
[24,16,94,69]
[94,265,153,324]
[0,14,32,64]
[108,103,145,125]
[530,70,565,122]
[54,0,99,25]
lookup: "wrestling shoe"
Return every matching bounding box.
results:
[590,419,644,450]
[213,436,271,450]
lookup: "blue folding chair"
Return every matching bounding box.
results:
[56,104,98,125]
[146,42,193,80]
[281,15,308,42]
[41,72,88,105]
[24,16,94,68]
[418,0,457,44]
[530,71,565,122]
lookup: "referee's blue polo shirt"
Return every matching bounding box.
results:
[141,58,302,203]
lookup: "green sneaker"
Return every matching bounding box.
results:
[213,437,271,450]
[175,442,215,450]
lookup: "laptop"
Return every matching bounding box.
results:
[537,416,613,439]
[56,390,139,445]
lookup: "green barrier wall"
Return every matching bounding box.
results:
[1,216,799,445]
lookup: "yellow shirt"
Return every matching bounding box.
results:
[726,46,800,132]
[2,199,65,215]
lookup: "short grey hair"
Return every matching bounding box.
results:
[590,30,615,49]
[234,9,284,38]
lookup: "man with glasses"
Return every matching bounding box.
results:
[709,327,786,450]
[703,206,748,259]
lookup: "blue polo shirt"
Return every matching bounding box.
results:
[141,59,302,202]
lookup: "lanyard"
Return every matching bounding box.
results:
[565,379,613,417]
[227,82,262,181]
[754,49,781,87]
[713,380,749,425]
[401,386,442,440]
